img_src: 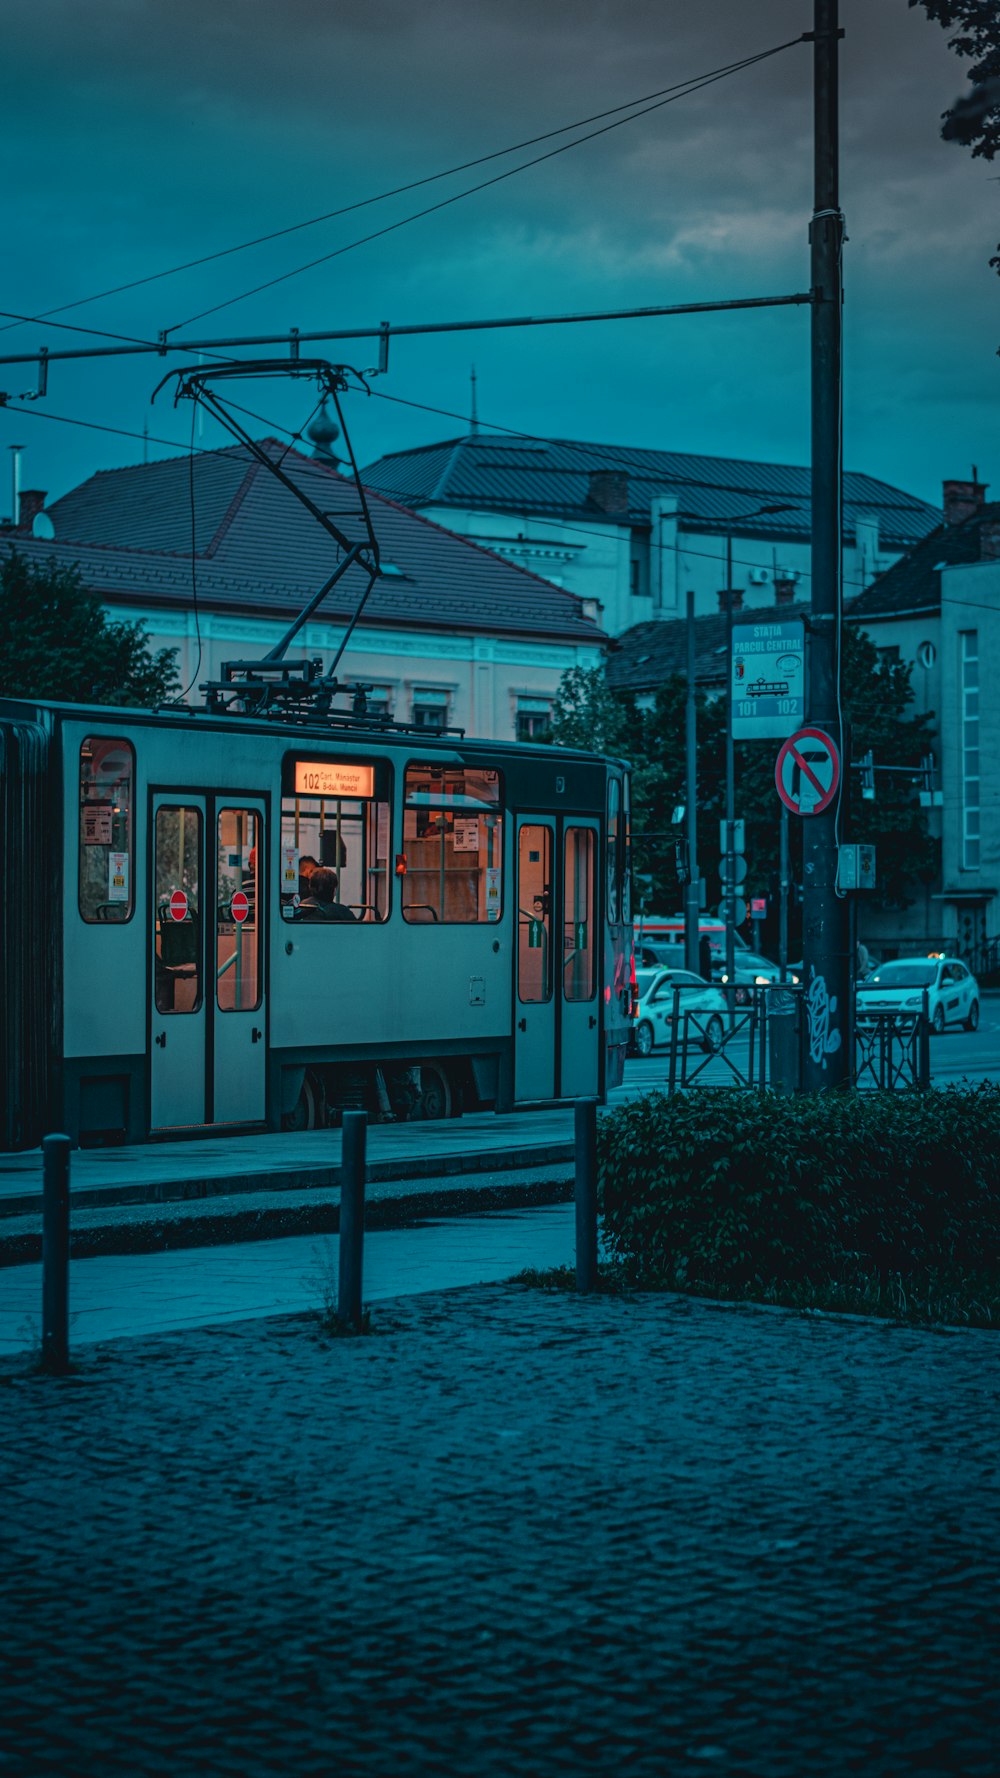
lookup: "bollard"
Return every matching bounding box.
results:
[337,1110,367,1331]
[574,1098,598,1295]
[41,1134,71,1375]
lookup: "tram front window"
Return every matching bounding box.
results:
[280,757,390,922]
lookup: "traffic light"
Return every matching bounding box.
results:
[674,839,690,886]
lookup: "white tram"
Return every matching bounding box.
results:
[0,697,633,1149]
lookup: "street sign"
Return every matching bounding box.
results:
[750,895,767,916]
[719,818,745,852]
[168,889,188,922]
[731,619,805,740]
[716,897,748,926]
[775,727,840,816]
[720,856,748,887]
[230,890,250,923]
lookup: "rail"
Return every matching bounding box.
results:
[661,983,931,1093]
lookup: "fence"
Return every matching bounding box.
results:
[661,983,931,1093]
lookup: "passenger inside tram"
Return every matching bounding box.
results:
[297,867,356,923]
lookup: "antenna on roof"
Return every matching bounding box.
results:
[470,365,479,436]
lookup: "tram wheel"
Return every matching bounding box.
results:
[412,1062,453,1120]
[286,1069,327,1131]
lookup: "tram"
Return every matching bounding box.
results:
[0,696,633,1150]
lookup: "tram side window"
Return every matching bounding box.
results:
[279,758,390,922]
[606,778,620,925]
[622,773,632,926]
[79,737,135,923]
[402,765,503,924]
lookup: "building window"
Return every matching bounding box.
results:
[961,631,979,871]
[515,697,552,743]
[876,645,901,668]
[411,688,449,730]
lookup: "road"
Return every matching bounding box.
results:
[613,1000,1000,1098]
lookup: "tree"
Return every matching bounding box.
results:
[910,1,1000,271]
[0,549,178,706]
[549,631,939,939]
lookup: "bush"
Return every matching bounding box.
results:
[598,1088,1000,1321]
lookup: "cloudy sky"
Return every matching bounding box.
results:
[1,0,996,512]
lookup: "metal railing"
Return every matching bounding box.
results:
[661,982,931,1093]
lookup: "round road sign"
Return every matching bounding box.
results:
[775,727,840,816]
[230,890,250,924]
[168,888,188,922]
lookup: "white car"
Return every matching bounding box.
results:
[716,949,784,1003]
[856,956,980,1035]
[633,967,728,1057]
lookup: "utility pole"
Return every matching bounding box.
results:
[802,0,850,1088]
[684,584,700,973]
[723,536,736,997]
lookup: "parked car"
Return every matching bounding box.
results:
[632,967,728,1057]
[635,939,686,969]
[856,955,980,1034]
[713,949,785,1003]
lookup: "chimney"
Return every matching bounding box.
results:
[943,476,988,526]
[17,488,47,532]
[717,587,744,613]
[587,470,629,515]
[774,575,797,605]
[981,520,1000,563]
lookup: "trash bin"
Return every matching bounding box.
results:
[767,987,800,1093]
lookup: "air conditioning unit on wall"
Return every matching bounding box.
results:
[748,568,770,585]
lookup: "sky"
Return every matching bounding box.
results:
[1,0,997,516]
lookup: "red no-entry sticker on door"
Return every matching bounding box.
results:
[168,889,188,921]
[230,890,250,924]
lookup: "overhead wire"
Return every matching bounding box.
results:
[0,37,805,343]
[167,38,804,333]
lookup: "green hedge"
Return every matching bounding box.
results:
[598,1088,1000,1315]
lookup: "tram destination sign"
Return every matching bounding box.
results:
[731,618,805,740]
[294,760,375,799]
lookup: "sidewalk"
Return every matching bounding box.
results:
[2,1273,997,1777]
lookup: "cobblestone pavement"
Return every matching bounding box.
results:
[2,1286,997,1778]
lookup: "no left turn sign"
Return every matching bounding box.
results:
[775,727,840,816]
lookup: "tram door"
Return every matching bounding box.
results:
[150,794,266,1130]
[515,816,599,1103]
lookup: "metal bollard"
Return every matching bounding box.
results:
[41,1134,71,1375]
[337,1110,367,1330]
[574,1098,598,1295]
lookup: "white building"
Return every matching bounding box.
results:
[363,431,940,636]
[8,442,606,742]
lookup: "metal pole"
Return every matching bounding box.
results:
[802,0,850,1090]
[779,801,790,981]
[41,1134,71,1375]
[724,545,736,1015]
[918,989,931,1090]
[337,1110,367,1330]
[574,1099,599,1294]
[684,584,700,973]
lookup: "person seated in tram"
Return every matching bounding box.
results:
[298,866,356,923]
[297,853,320,899]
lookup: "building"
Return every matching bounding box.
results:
[848,476,1000,967]
[6,442,605,742]
[362,431,941,636]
